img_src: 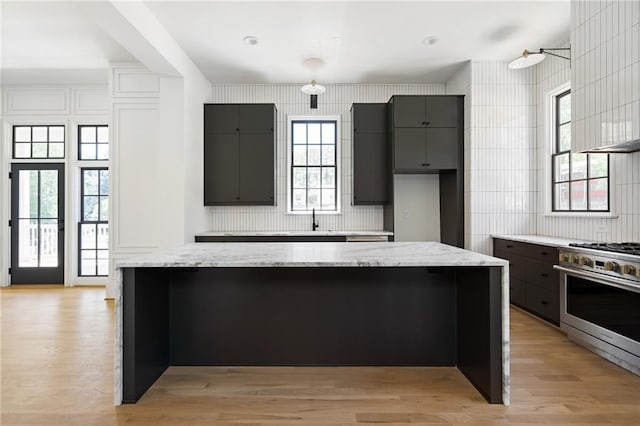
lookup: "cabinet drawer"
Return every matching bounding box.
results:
[493,239,528,256]
[526,244,558,263]
[493,251,527,281]
[526,259,559,291]
[525,283,560,325]
[509,278,526,307]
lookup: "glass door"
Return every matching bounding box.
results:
[10,163,65,284]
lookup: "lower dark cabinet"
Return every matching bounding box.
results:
[494,238,560,326]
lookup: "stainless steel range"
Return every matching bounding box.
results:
[555,242,640,375]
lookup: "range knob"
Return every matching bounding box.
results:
[604,261,620,272]
[569,254,578,264]
[622,264,637,275]
[559,253,570,262]
[579,257,594,267]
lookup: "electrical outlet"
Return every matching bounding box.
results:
[595,224,608,233]
[403,210,410,219]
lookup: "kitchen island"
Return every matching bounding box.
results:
[115,242,509,405]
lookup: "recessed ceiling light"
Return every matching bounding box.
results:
[422,36,438,46]
[243,36,258,46]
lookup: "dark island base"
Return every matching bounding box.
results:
[122,266,503,404]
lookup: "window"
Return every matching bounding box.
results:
[78,125,109,160]
[289,119,338,212]
[79,168,109,276]
[13,125,65,159]
[552,90,609,211]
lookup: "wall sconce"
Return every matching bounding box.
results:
[508,47,571,69]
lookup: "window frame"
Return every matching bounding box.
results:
[551,90,610,212]
[12,125,65,159]
[286,115,341,214]
[78,124,109,161]
[78,167,109,277]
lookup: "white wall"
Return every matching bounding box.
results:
[393,175,441,242]
[207,83,445,232]
[446,62,537,255]
[534,0,640,242]
[0,85,109,286]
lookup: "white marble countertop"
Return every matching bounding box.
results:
[114,242,511,406]
[491,234,590,247]
[116,241,507,269]
[195,230,394,237]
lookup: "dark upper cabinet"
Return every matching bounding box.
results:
[238,133,274,204]
[204,105,239,133]
[394,128,426,170]
[204,103,276,205]
[390,95,462,173]
[204,133,240,203]
[353,104,388,133]
[393,96,426,127]
[240,105,275,134]
[425,96,459,127]
[351,104,388,205]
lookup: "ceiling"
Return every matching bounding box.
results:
[1,1,570,85]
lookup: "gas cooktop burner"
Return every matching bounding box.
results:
[569,242,640,256]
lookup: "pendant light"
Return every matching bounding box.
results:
[301,80,326,109]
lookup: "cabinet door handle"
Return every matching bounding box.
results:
[236,128,240,132]
[541,273,548,278]
[426,163,430,167]
[541,251,548,256]
[422,163,426,166]
[541,300,549,305]
[506,244,513,248]
[425,121,430,126]
[236,196,240,200]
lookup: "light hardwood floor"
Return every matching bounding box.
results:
[1,286,639,425]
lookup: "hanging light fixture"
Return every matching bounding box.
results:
[301,80,326,109]
[508,47,571,69]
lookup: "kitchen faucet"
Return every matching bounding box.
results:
[312,208,319,231]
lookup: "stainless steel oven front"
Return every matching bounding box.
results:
[555,264,640,374]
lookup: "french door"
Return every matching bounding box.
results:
[10,163,65,284]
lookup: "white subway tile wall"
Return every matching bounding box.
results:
[448,62,537,255]
[207,84,444,231]
[572,0,640,152]
[535,0,640,243]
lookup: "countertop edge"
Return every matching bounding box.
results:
[491,234,590,248]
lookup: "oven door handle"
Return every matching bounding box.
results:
[554,265,640,293]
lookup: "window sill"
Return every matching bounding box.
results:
[543,212,618,219]
[287,210,342,216]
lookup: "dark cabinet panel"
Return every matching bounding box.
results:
[353,104,387,133]
[510,278,526,307]
[351,103,388,205]
[205,105,239,134]
[353,132,387,204]
[204,133,239,203]
[426,97,460,127]
[425,128,458,170]
[393,96,426,127]
[240,104,274,134]
[239,133,274,204]
[204,103,276,205]
[493,238,560,326]
[526,283,560,324]
[394,128,426,171]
